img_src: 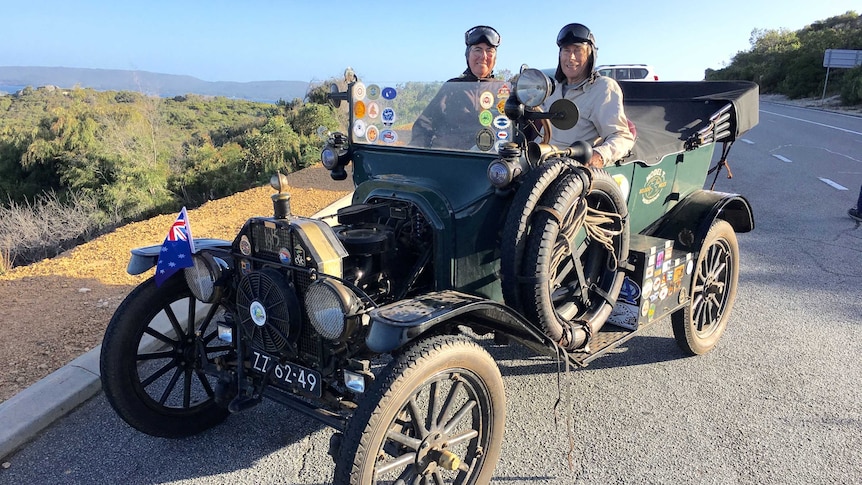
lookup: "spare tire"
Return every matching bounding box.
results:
[518,169,629,350]
[500,158,587,314]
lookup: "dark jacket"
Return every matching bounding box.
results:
[411,69,496,149]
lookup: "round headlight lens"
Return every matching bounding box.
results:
[516,68,553,108]
[487,161,512,188]
[305,279,359,340]
[321,147,339,169]
[184,254,223,303]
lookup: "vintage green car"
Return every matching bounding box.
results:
[99,68,758,484]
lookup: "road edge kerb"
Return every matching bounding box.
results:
[0,192,354,461]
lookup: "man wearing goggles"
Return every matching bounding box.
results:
[543,23,634,168]
[411,25,502,148]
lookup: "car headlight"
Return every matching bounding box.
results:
[515,68,554,108]
[304,279,361,340]
[184,253,227,303]
[320,146,339,170]
[487,161,512,187]
[487,143,527,189]
[320,132,349,170]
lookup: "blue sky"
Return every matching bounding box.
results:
[2,0,859,84]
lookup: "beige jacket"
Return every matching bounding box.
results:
[541,74,634,165]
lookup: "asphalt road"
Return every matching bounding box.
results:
[1,100,861,484]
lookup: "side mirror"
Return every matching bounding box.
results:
[547,98,579,130]
[327,83,347,108]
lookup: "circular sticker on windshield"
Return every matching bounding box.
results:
[382,87,397,100]
[479,91,494,110]
[479,110,493,127]
[496,99,507,114]
[352,82,366,100]
[352,119,367,138]
[493,115,511,130]
[381,107,396,126]
[366,125,379,143]
[475,128,495,151]
[366,84,381,100]
[367,101,380,119]
[354,100,366,119]
[381,129,398,143]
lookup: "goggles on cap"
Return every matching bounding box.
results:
[465,25,501,47]
[556,23,593,47]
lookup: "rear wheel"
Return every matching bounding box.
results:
[335,335,505,484]
[100,276,232,437]
[672,220,739,355]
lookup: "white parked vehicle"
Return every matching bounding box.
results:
[596,64,659,81]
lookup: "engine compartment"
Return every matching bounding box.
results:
[335,198,435,303]
[230,197,436,377]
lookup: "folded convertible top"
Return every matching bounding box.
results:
[619,80,759,165]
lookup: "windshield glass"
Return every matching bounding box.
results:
[348,80,515,153]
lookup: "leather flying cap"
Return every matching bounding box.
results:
[465,25,501,47]
[556,23,594,47]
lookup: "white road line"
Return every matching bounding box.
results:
[818,178,848,190]
[773,154,793,163]
[741,138,755,144]
[761,109,862,136]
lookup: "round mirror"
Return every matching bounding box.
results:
[515,68,553,108]
[548,99,579,130]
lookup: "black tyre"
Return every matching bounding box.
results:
[100,276,232,438]
[501,158,578,314]
[672,220,739,355]
[520,169,629,349]
[334,335,505,484]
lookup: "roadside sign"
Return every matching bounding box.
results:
[821,49,862,99]
[823,49,862,68]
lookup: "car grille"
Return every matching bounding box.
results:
[247,221,327,369]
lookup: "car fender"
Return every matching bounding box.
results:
[641,190,754,251]
[365,290,564,360]
[126,238,233,275]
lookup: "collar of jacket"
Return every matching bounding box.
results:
[449,68,495,82]
[562,70,599,95]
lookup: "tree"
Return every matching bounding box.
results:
[706,11,861,103]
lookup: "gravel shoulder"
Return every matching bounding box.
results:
[0,164,352,403]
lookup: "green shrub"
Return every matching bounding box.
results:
[840,67,862,104]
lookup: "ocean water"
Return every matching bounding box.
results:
[0,85,27,94]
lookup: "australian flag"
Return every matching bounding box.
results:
[154,207,196,287]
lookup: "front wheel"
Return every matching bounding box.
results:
[672,220,739,355]
[100,276,232,437]
[335,335,506,484]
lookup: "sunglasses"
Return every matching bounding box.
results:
[465,25,501,47]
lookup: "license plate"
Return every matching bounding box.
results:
[250,350,322,398]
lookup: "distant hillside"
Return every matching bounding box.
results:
[0,66,309,103]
